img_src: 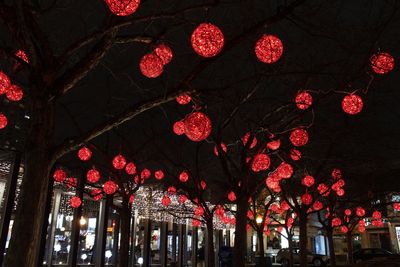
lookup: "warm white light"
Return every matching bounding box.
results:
[80,217,87,225]
[105,250,112,258]
[137,257,144,264]
[256,216,263,224]
[81,254,87,260]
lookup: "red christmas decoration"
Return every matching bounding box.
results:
[301,193,313,205]
[200,180,207,190]
[191,23,224,58]
[356,207,365,217]
[336,188,345,196]
[184,112,212,142]
[281,201,290,211]
[78,146,92,161]
[276,162,293,179]
[215,205,225,218]
[87,168,100,183]
[103,180,118,194]
[255,35,283,64]
[125,162,137,175]
[342,94,363,115]
[15,50,29,63]
[371,219,383,227]
[129,195,135,204]
[358,225,366,233]
[394,203,400,211]
[70,196,82,208]
[6,84,23,101]
[91,189,103,201]
[0,113,8,129]
[228,191,236,202]
[192,219,201,227]
[161,195,171,207]
[251,153,271,172]
[112,154,126,170]
[267,139,281,150]
[341,226,348,234]
[302,175,315,187]
[370,52,395,74]
[213,142,227,156]
[313,201,323,211]
[140,53,164,78]
[155,170,165,180]
[242,132,257,149]
[0,72,11,94]
[53,169,67,182]
[141,168,151,179]
[104,0,140,16]
[344,209,352,216]
[66,177,77,188]
[266,174,280,190]
[178,194,187,204]
[176,94,191,105]
[331,168,342,180]
[332,217,342,227]
[247,210,254,219]
[372,210,382,219]
[173,121,185,135]
[289,128,309,147]
[167,186,176,194]
[295,91,313,110]
[134,175,144,185]
[290,148,302,161]
[195,206,204,216]
[317,183,329,196]
[154,44,173,65]
[179,171,189,183]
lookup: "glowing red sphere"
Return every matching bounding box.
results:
[178,194,187,204]
[342,94,363,115]
[313,201,323,211]
[302,175,315,187]
[155,170,165,180]
[295,91,313,110]
[141,168,151,179]
[317,183,329,196]
[0,113,8,129]
[112,154,126,170]
[358,225,366,233]
[336,188,345,196]
[290,148,302,161]
[372,210,382,219]
[0,72,11,94]
[125,162,137,175]
[289,128,309,147]
[214,142,227,156]
[251,153,271,172]
[344,209,352,216]
[66,177,77,188]
[192,219,201,227]
[301,193,313,205]
[129,195,135,203]
[331,168,342,180]
[173,121,185,135]
[179,171,189,183]
[91,189,103,201]
[228,191,236,202]
[266,174,280,189]
[167,186,176,194]
[215,205,225,217]
[184,112,212,142]
[255,35,283,64]
[176,94,191,105]
[70,196,82,208]
[104,0,140,16]
[332,217,342,227]
[242,132,257,148]
[53,169,67,182]
[15,50,29,63]
[195,206,204,216]
[191,23,224,58]
[267,139,281,150]
[6,84,23,101]
[200,180,207,190]
[161,195,171,207]
[139,53,164,78]
[78,146,92,161]
[370,52,395,74]
[394,203,400,211]
[356,207,366,217]
[281,201,290,211]
[103,180,118,195]
[154,44,173,65]
[87,168,100,183]
[277,162,293,179]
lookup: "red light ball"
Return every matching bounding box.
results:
[112,154,126,170]
[184,112,212,142]
[251,153,271,172]
[139,53,164,78]
[228,191,236,202]
[104,0,140,16]
[242,132,257,149]
[125,162,137,175]
[167,186,176,194]
[129,195,135,203]
[6,84,23,102]
[295,91,312,110]
[179,171,189,183]
[301,193,313,205]
[0,113,8,129]
[15,50,29,63]
[155,170,164,180]
[103,180,118,194]
[191,23,224,58]
[0,72,11,94]
[290,148,301,161]
[178,194,187,204]
[176,94,191,105]
[370,52,395,74]
[344,209,352,216]
[313,201,323,211]
[173,121,185,135]
[281,201,290,211]
[78,146,92,161]
[53,169,67,183]
[267,139,281,150]
[277,162,293,179]
[192,219,201,227]
[161,195,171,207]
[317,183,329,196]
[91,189,103,201]
[255,35,283,64]
[302,175,315,187]
[356,207,365,217]
[87,168,100,183]
[289,128,309,147]
[331,168,342,180]
[336,188,345,196]
[70,196,82,208]
[154,44,173,65]
[214,142,227,156]
[141,168,151,179]
[372,210,381,219]
[394,203,400,211]
[195,206,204,216]
[66,177,77,188]
[332,217,342,227]
[342,94,363,115]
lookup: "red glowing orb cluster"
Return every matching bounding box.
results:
[140,53,164,78]
[104,0,140,16]
[242,132,257,149]
[290,128,309,147]
[125,162,137,175]
[277,162,293,179]
[295,91,313,110]
[6,84,23,102]
[155,170,164,180]
[255,35,283,64]
[0,113,8,129]
[70,196,82,208]
[87,168,100,183]
[356,207,366,217]
[251,153,271,172]
[184,112,212,142]
[195,206,204,216]
[91,189,103,201]
[154,44,173,65]
[179,171,189,183]
[176,94,191,105]
[103,180,118,195]
[161,195,171,207]
[302,175,315,187]
[372,210,382,219]
[112,154,126,170]
[53,169,67,182]
[78,146,92,161]
[313,201,323,211]
[332,217,342,227]
[301,193,313,205]
[191,23,224,58]
[342,94,363,115]
[0,72,11,94]
[370,52,395,74]
[228,191,236,202]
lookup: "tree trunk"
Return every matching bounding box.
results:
[257,229,267,267]
[206,220,215,267]
[5,100,55,267]
[118,198,131,267]
[346,232,354,264]
[299,212,308,267]
[288,234,294,267]
[326,228,336,267]
[233,196,248,267]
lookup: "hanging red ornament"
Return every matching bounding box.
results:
[242,132,257,149]
[393,203,400,211]
[167,186,176,194]
[200,180,207,190]
[342,94,363,115]
[53,169,67,183]
[192,219,201,227]
[214,142,227,156]
[301,193,313,205]
[247,210,254,219]
[270,203,279,213]
[341,226,348,234]
[103,180,118,195]
[66,177,77,188]
[129,195,135,204]
[78,146,92,161]
[179,171,189,183]
[290,148,302,161]
[191,23,224,58]
[302,175,315,187]
[228,191,236,202]
[161,195,171,207]
[215,205,225,218]
[280,201,290,211]
[313,201,323,211]
[344,209,352,216]
[141,168,151,179]
[139,53,164,78]
[91,189,103,201]
[336,188,345,196]
[331,168,342,180]
[125,162,137,175]
[184,112,212,142]
[195,206,204,216]
[178,194,187,204]
[289,128,309,147]
[104,0,140,16]
[112,154,126,170]
[15,50,29,63]
[255,34,283,64]
[277,162,293,179]
[154,44,173,65]
[295,91,313,110]
[6,84,23,102]
[87,168,100,183]
[267,139,281,150]
[155,170,165,180]
[332,217,342,227]
[266,174,280,190]
[372,219,383,227]
[0,113,8,129]
[317,183,329,196]
[173,121,185,135]
[251,153,271,172]
[176,94,191,105]
[356,207,365,217]
[0,72,11,94]
[372,210,382,219]
[70,196,82,208]
[358,225,366,233]
[370,52,395,74]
